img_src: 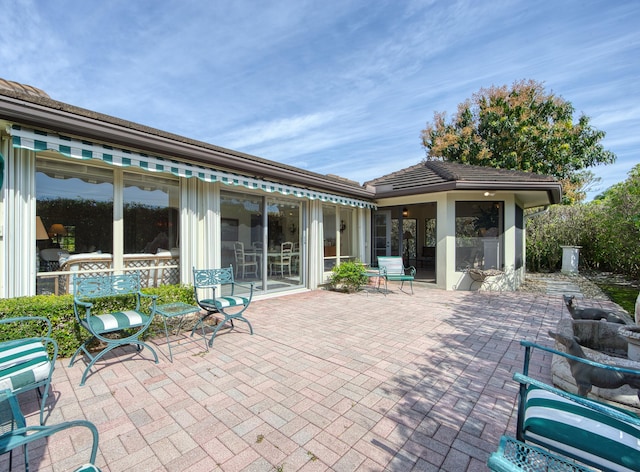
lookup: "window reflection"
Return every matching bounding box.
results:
[35,157,181,294]
[123,172,179,254]
[36,157,114,255]
[455,201,503,270]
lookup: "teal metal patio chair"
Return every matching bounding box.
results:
[0,389,101,472]
[0,316,57,425]
[69,273,159,386]
[191,266,254,347]
[377,256,416,294]
[487,339,640,472]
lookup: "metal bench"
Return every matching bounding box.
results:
[69,273,159,386]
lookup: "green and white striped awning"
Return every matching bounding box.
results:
[11,125,375,209]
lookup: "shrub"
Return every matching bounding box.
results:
[525,164,640,279]
[328,260,369,293]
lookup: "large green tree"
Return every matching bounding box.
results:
[421,80,615,203]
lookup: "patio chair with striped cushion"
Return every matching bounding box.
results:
[0,316,57,425]
[69,273,159,386]
[191,266,254,347]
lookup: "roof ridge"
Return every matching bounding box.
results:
[0,78,50,98]
[363,161,424,186]
[425,160,461,180]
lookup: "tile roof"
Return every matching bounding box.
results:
[365,161,561,203]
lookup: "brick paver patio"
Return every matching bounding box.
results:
[3,283,623,471]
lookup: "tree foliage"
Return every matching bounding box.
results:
[526,164,640,278]
[421,80,615,203]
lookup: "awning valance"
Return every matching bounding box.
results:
[11,125,375,209]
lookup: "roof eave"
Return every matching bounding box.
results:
[0,93,374,200]
[372,180,562,204]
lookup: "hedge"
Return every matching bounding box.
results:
[0,284,196,358]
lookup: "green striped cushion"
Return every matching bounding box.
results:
[201,296,249,309]
[523,386,640,471]
[386,275,413,280]
[0,339,52,391]
[87,310,148,333]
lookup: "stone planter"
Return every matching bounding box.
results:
[560,245,581,274]
[551,318,640,409]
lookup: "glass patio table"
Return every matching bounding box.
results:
[155,302,204,362]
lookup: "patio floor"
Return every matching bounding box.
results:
[3,281,623,471]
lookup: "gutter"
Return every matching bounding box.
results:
[524,205,550,219]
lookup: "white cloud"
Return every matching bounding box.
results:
[0,0,638,197]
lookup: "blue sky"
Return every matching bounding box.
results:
[2,0,638,200]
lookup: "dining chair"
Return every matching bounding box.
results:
[270,241,293,277]
[233,242,258,279]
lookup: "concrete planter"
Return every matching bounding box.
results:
[560,245,581,274]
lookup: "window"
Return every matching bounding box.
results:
[339,207,353,263]
[123,172,179,254]
[36,157,114,255]
[515,205,524,270]
[455,201,503,270]
[424,218,436,247]
[322,205,337,271]
[221,191,303,291]
[35,156,181,294]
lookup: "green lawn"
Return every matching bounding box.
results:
[596,283,638,315]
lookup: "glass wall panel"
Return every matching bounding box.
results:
[218,191,305,293]
[267,197,301,288]
[124,172,180,286]
[515,205,524,270]
[402,219,417,264]
[123,172,179,254]
[339,208,354,264]
[322,205,337,271]
[220,192,263,283]
[36,157,114,294]
[455,201,504,270]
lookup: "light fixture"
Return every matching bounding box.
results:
[403,231,413,240]
[483,191,496,197]
[402,207,408,217]
[48,223,67,245]
[35,216,49,241]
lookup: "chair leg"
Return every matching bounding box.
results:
[38,383,50,425]
[78,340,159,386]
[190,311,213,351]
